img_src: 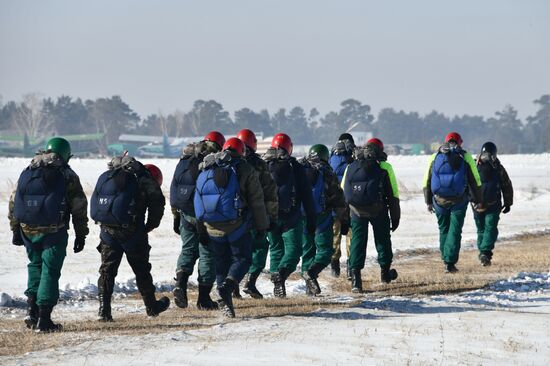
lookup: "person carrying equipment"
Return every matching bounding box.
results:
[342,138,400,293]
[194,137,268,317]
[169,131,225,310]
[9,137,89,332]
[423,132,483,273]
[299,144,348,296]
[236,129,278,299]
[472,142,513,266]
[91,154,169,321]
[264,133,316,298]
[328,133,356,278]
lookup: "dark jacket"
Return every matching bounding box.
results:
[245,149,278,224]
[474,157,513,211]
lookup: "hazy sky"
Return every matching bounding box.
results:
[1,0,549,119]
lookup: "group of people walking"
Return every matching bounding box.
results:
[8,130,513,331]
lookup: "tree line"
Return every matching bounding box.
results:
[1,93,549,154]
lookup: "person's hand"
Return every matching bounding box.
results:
[12,230,24,246]
[269,221,280,234]
[340,221,350,236]
[73,236,85,253]
[391,219,399,232]
[307,222,316,235]
[198,233,210,247]
[255,230,266,240]
[502,205,511,214]
[427,204,434,213]
[173,215,181,235]
[145,224,155,233]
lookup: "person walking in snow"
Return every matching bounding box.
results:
[471,142,513,266]
[91,155,169,321]
[341,138,400,293]
[9,137,89,332]
[169,131,226,310]
[423,132,482,273]
[299,144,348,296]
[194,137,268,317]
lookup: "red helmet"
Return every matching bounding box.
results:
[271,133,293,155]
[144,164,163,186]
[203,131,226,149]
[237,129,257,152]
[445,132,463,146]
[223,137,245,156]
[367,138,384,151]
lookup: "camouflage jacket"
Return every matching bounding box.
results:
[245,150,278,224]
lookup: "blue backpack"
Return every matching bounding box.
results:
[13,166,67,226]
[170,157,200,215]
[268,159,297,214]
[193,161,245,223]
[329,153,350,183]
[343,159,383,207]
[303,165,326,215]
[431,151,466,198]
[91,169,139,226]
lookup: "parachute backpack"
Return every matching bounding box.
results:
[343,146,383,207]
[13,153,67,226]
[91,156,139,226]
[303,164,326,215]
[268,158,297,214]
[170,156,201,215]
[193,155,245,224]
[431,146,467,198]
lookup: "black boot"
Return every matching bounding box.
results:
[197,284,218,310]
[380,265,398,284]
[479,253,491,267]
[243,272,263,299]
[233,284,242,299]
[346,260,352,281]
[24,296,38,329]
[351,269,362,293]
[98,294,113,322]
[217,278,237,318]
[445,263,458,273]
[143,293,170,317]
[271,268,288,298]
[35,305,62,333]
[173,271,189,309]
[303,263,323,296]
[330,260,340,278]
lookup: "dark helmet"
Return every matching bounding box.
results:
[223,137,245,156]
[309,144,329,162]
[271,133,293,155]
[237,129,257,152]
[144,164,163,186]
[45,137,71,163]
[203,131,226,149]
[338,133,354,143]
[481,141,497,155]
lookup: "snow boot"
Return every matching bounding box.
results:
[35,306,62,333]
[217,278,236,318]
[144,294,170,317]
[302,272,322,296]
[380,266,398,284]
[479,253,491,267]
[197,284,218,310]
[271,268,288,298]
[97,294,113,322]
[445,263,458,274]
[351,269,362,293]
[24,296,38,329]
[232,284,242,299]
[243,272,263,299]
[330,260,340,278]
[173,271,189,309]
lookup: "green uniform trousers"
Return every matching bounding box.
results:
[25,240,67,306]
[349,213,393,270]
[176,215,216,285]
[248,229,269,275]
[436,207,467,265]
[331,217,352,262]
[473,209,500,258]
[269,218,303,273]
[301,213,334,273]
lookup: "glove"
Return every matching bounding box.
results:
[340,221,350,236]
[198,233,210,247]
[269,221,280,234]
[145,224,155,233]
[307,222,316,235]
[12,230,24,246]
[73,236,85,253]
[255,230,266,240]
[391,219,399,232]
[427,204,434,213]
[173,215,181,235]
[502,205,511,214]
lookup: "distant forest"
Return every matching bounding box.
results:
[1,93,549,154]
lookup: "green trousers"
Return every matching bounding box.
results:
[25,240,67,306]
[349,213,393,270]
[301,214,334,273]
[436,207,467,265]
[176,215,216,285]
[248,229,269,275]
[474,209,500,258]
[269,218,303,273]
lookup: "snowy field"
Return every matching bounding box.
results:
[1,154,549,365]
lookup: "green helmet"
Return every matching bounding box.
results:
[45,137,71,163]
[309,144,329,162]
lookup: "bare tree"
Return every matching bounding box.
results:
[11,93,53,140]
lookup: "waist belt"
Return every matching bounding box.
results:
[21,223,65,231]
